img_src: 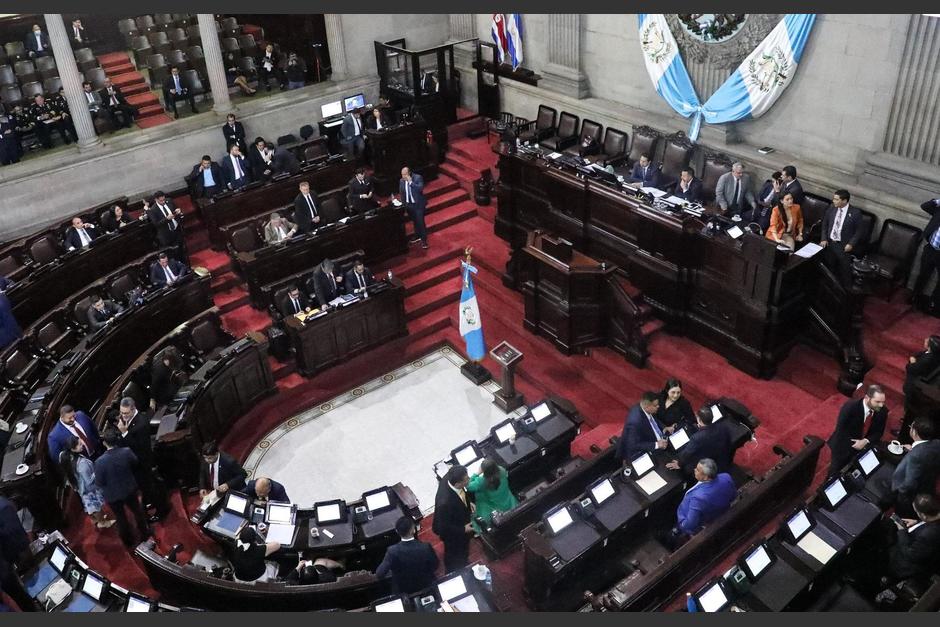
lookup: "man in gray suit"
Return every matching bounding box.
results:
[263,212,296,244]
[892,417,940,518]
[81,81,112,127]
[715,162,756,216]
[339,109,365,159]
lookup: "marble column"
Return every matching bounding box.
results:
[43,14,99,150]
[197,14,233,114]
[541,14,589,98]
[324,14,348,81]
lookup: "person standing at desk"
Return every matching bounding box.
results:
[231,525,280,583]
[198,441,247,499]
[715,162,757,217]
[293,180,321,234]
[433,465,474,572]
[310,258,344,309]
[400,166,428,249]
[148,191,185,255]
[819,189,862,288]
[890,418,940,518]
[347,168,377,214]
[901,336,940,439]
[116,397,169,521]
[48,404,102,466]
[0,495,34,611]
[656,378,694,431]
[910,196,940,315]
[60,436,114,529]
[467,459,518,532]
[666,406,733,477]
[826,384,888,479]
[617,391,671,463]
[244,477,290,503]
[340,108,365,159]
[344,259,375,294]
[672,459,736,541]
[94,433,151,548]
[376,516,439,594]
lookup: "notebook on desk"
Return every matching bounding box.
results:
[796,531,837,565]
[630,452,667,495]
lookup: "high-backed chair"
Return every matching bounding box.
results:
[34,56,57,79]
[109,271,140,303]
[564,119,603,157]
[147,31,172,56]
[539,111,579,152]
[303,143,329,163]
[20,81,43,102]
[220,17,241,38]
[154,14,175,30]
[186,45,206,76]
[35,316,79,359]
[221,37,241,57]
[166,28,188,51]
[585,127,629,167]
[73,48,98,73]
[229,225,259,253]
[866,219,923,287]
[130,36,153,67]
[0,251,28,281]
[117,18,140,41]
[320,197,346,224]
[659,131,694,190]
[237,34,258,59]
[801,193,831,241]
[185,25,202,46]
[188,319,225,357]
[2,343,42,389]
[83,67,108,91]
[855,209,878,258]
[627,125,662,167]
[135,15,157,33]
[700,152,733,204]
[165,49,188,71]
[0,85,23,109]
[181,69,206,98]
[172,14,194,28]
[13,60,37,85]
[28,234,60,265]
[0,65,15,86]
[72,295,96,329]
[517,105,556,144]
[42,76,62,95]
[4,42,26,64]
[238,56,258,79]
[122,380,150,413]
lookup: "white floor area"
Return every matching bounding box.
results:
[243,347,525,513]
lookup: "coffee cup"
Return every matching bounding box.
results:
[888,440,903,455]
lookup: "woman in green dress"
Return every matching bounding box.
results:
[467,459,518,532]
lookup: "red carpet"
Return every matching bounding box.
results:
[98,51,173,128]
[56,131,938,611]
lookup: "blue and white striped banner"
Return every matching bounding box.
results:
[459,261,486,362]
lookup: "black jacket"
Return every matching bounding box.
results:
[221,153,252,187]
[827,398,887,471]
[199,452,247,492]
[310,268,342,306]
[244,478,289,502]
[147,199,181,239]
[87,300,124,330]
[247,145,272,180]
[673,178,703,203]
[150,360,180,406]
[375,539,440,594]
[347,176,377,213]
[891,440,940,503]
[277,291,310,317]
[344,268,375,292]
[0,496,29,580]
[889,520,940,582]
[431,479,472,545]
[115,410,154,467]
[221,121,246,150]
[677,422,733,475]
[821,203,863,247]
[189,161,224,197]
[149,259,189,287]
[64,224,98,251]
[293,191,321,234]
[99,85,129,107]
[94,447,140,503]
[905,350,940,396]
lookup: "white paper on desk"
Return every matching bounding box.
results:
[727,225,744,239]
[547,152,562,160]
[710,405,723,421]
[794,242,823,259]
[665,195,687,205]
[338,217,349,224]
[641,187,668,198]
[452,595,481,613]
[328,296,346,306]
[266,523,296,545]
[636,470,668,495]
[201,490,221,508]
[797,531,837,564]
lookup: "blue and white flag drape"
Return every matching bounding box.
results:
[505,14,524,70]
[459,262,486,361]
[637,14,816,141]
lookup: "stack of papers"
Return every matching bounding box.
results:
[201,490,221,509]
[636,470,668,495]
[795,242,823,258]
[641,187,668,198]
[452,596,481,612]
[797,531,837,564]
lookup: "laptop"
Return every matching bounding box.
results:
[856,447,893,503]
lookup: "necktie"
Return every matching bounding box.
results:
[69,422,93,455]
[75,27,81,41]
[930,226,940,250]
[353,115,360,136]
[305,194,316,218]
[175,76,181,91]
[233,157,243,179]
[292,297,300,313]
[458,489,467,507]
[109,89,118,106]
[646,411,664,440]
[210,462,217,488]
[863,408,874,436]
[86,92,93,103]
[78,228,90,246]
[831,208,845,241]
[643,166,648,180]
[277,225,285,240]
[406,181,413,203]
[164,264,176,284]
[357,272,365,289]
[329,274,336,292]
[733,179,741,206]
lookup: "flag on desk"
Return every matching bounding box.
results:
[459,261,486,362]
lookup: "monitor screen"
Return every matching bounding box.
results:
[787,509,811,542]
[531,402,551,422]
[698,581,728,612]
[437,574,467,602]
[50,545,69,573]
[267,503,293,525]
[710,405,723,421]
[225,493,249,516]
[453,444,478,467]
[365,490,391,512]
[466,457,485,477]
[494,421,517,444]
[824,478,848,508]
[316,503,342,523]
[546,506,574,534]
[631,452,654,477]
[669,427,690,450]
[126,594,152,612]
[374,597,405,612]
[744,544,772,579]
[590,479,616,506]
[82,572,105,601]
[344,93,365,112]
[858,449,879,476]
[320,100,342,118]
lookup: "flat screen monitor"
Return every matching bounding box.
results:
[224,492,250,516]
[81,571,106,602]
[466,457,485,477]
[437,574,468,602]
[631,452,654,477]
[364,489,392,513]
[668,427,690,451]
[743,544,773,579]
[823,478,848,509]
[50,544,70,573]
[589,478,616,506]
[344,93,365,112]
[858,449,880,476]
[453,443,479,467]
[786,509,812,542]
[266,502,293,525]
[494,420,517,444]
[546,505,574,535]
[531,402,551,422]
[125,593,152,612]
[320,100,342,118]
[697,581,729,612]
[315,502,343,524]
[374,597,406,612]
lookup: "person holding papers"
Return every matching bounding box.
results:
[617,391,673,463]
[231,525,280,583]
[198,441,247,499]
[674,459,736,539]
[666,406,733,478]
[466,459,518,532]
[149,253,189,288]
[310,258,345,309]
[765,192,804,250]
[628,154,661,188]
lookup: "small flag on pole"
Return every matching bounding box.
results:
[459,252,486,362]
[491,13,508,65]
[506,14,524,70]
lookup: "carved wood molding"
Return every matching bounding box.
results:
[665,13,781,68]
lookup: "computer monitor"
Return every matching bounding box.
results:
[81,571,108,602]
[466,457,485,477]
[631,452,655,478]
[125,593,153,612]
[545,505,574,535]
[710,405,723,421]
[266,502,294,525]
[344,93,365,112]
[374,597,406,612]
[589,478,616,507]
[224,492,250,516]
[437,573,468,602]
[452,442,481,467]
[668,427,690,451]
[493,420,517,444]
[315,500,345,524]
[530,402,552,422]
[823,477,849,509]
[364,488,393,513]
[741,543,774,580]
[50,543,71,574]
[696,579,729,612]
[785,508,812,543]
[320,100,342,118]
[858,448,880,476]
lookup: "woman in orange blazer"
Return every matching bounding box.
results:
[765,191,804,250]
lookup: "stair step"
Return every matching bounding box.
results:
[127,92,160,106]
[405,282,461,320]
[106,63,136,75]
[378,246,464,280]
[439,162,479,185]
[641,319,666,337]
[406,202,477,236]
[272,361,297,381]
[137,104,167,117]
[424,176,461,199]
[122,83,150,96]
[404,261,461,296]
[426,188,470,215]
[112,73,146,87]
[446,151,489,178]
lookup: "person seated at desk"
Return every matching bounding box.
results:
[368,107,391,131]
[190,155,224,200]
[890,418,940,519]
[656,378,694,431]
[199,441,247,499]
[884,493,940,588]
[244,476,290,503]
[64,215,98,251]
[672,459,736,541]
[344,258,375,294]
[150,252,189,288]
[285,557,345,585]
[673,167,703,203]
[666,406,733,478]
[467,459,518,533]
[102,204,132,232]
[901,336,940,439]
[617,391,673,463]
[232,525,280,584]
[293,180,321,234]
[715,162,757,217]
[87,295,124,331]
[149,347,184,410]
[765,192,804,250]
[264,212,297,245]
[48,404,102,465]
[222,143,252,191]
[628,154,661,188]
[376,516,439,594]
[269,144,302,177]
[347,168,377,214]
[310,258,345,309]
[248,137,274,181]
[278,285,310,318]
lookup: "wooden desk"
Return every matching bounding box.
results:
[283,280,407,377]
[365,121,438,195]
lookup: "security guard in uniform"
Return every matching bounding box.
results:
[28,95,74,148]
[51,88,76,140]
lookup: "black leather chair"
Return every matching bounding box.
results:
[303,143,329,163]
[135,15,157,33]
[801,193,831,242]
[0,65,15,86]
[73,48,98,73]
[0,85,23,109]
[299,124,315,140]
[165,49,188,71]
[83,67,108,91]
[182,69,206,98]
[20,81,43,102]
[237,34,258,59]
[221,37,241,58]
[185,25,202,46]
[166,28,188,51]
[517,105,557,144]
[4,42,26,64]
[2,342,42,389]
[539,111,579,151]
[154,14,175,31]
[564,119,603,157]
[658,131,694,191]
[856,209,878,257]
[109,272,140,304]
[700,152,733,204]
[627,125,662,167]
[147,31,172,56]
[71,295,96,329]
[220,17,241,38]
[188,319,225,357]
[28,234,60,265]
[117,18,140,41]
[34,56,57,80]
[320,197,346,224]
[130,36,153,68]
[229,225,259,253]
[585,128,629,167]
[866,219,922,286]
[13,60,37,85]
[42,76,62,95]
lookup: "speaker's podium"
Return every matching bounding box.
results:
[366,121,438,195]
[518,230,616,355]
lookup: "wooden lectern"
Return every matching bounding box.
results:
[366,121,438,195]
[490,341,524,412]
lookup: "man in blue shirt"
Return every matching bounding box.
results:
[190,155,223,199]
[162,66,198,119]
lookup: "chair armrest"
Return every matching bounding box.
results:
[557,135,578,151]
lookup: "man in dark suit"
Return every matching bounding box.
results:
[310,258,344,308]
[820,189,862,287]
[674,459,736,538]
[149,252,188,288]
[24,24,50,58]
[891,418,940,518]
[0,495,34,611]
[277,285,309,318]
[376,516,439,593]
[827,384,888,478]
[339,109,365,159]
[247,137,274,181]
[149,347,182,410]
[910,196,940,315]
[666,406,733,477]
[221,143,251,190]
[347,168,377,214]
[779,165,804,206]
[293,180,321,234]
[198,441,247,498]
[48,404,102,465]
[86,295,124,331]
[94,432,151,547]
[148,191,184,253]
[244,477,290,503]
[0,116,19,166]
[400,166,428,249]
[189,155,224,199]
[221,113,247,152]
[673,167,703,203]
[628,154,661,187]
[64,215,98,251]
[70,18,90,47]
[80,81,111,126]
[432,465,473,572]
[617,391,670,463]
[163,66,198,119]
[115,397,169,520]
[270,144,301,176]
[99,79,136,129]
[886,493,940,584]
[344,259,375,294]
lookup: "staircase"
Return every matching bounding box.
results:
[97,51,173,129]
